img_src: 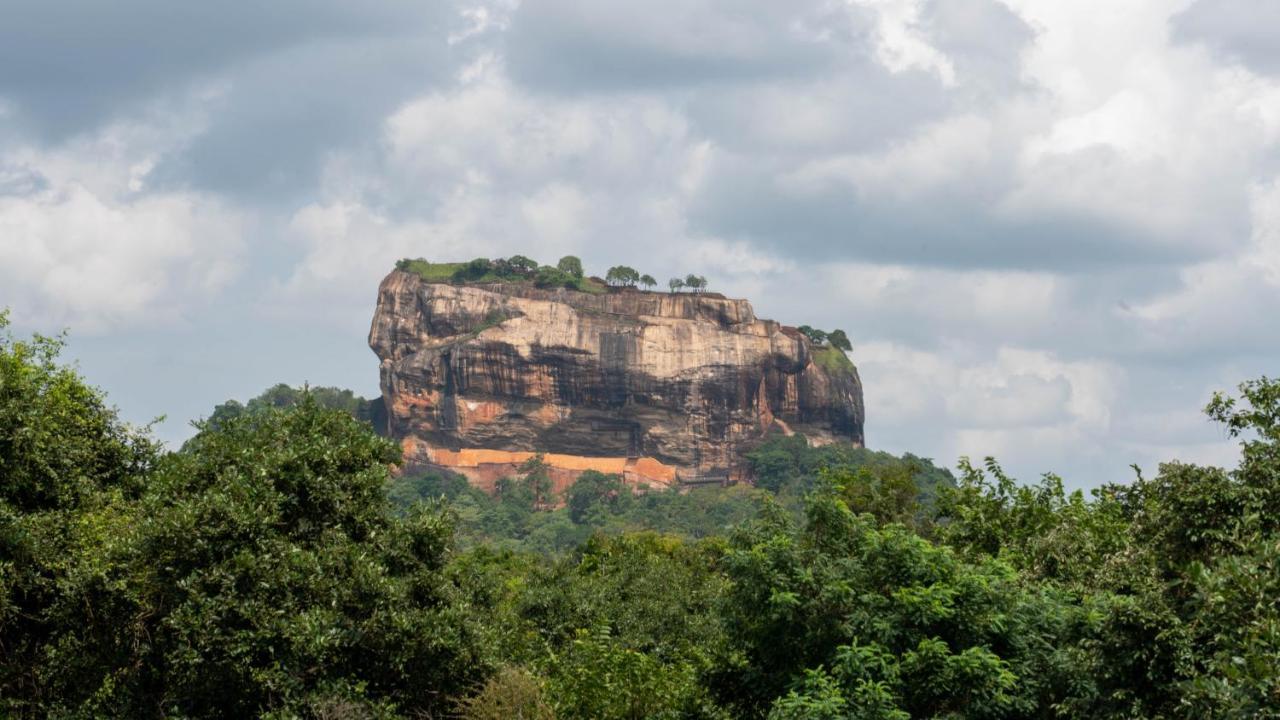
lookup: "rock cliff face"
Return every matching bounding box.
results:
[369,269,864,489]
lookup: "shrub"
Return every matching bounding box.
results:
[534,265,576,289]
[456,667,554,720]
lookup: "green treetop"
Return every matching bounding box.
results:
[605,265,641,287]
[557,255,584,279]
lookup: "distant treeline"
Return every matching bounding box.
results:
[386,433,955,555]
[204,382,386,436]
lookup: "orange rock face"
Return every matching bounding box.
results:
[417,444,678,495]
[369,270,864,491]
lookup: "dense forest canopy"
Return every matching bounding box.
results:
[3,313,1279,717]
[204,382,386,436]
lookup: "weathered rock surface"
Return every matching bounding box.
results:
[368,269,864,487]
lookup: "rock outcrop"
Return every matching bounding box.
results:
[369,269,864,489]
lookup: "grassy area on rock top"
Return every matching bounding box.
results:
[397,258,608,294]
[813,343,857,377]
[398,258,467,282]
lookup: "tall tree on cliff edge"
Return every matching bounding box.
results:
[557,255,584,279]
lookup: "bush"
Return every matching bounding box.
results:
[456,667,554,720]
[544,626,717,719]
[507,255,539,276]
[534,265,576,289]
[453,257,496,282]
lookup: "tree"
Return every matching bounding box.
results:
[519,454,555,510]
[204,383,384,435]
[0,315,157,513]
[1,315,161,710]
[639,274,657,291]
[718,484,1080,718]
[534,265,576,289]
[0,320,491,718]
[606,266,640,287]
[683,274,708,293]
[797,325,829,345]
[454,257,494,282]
[508,255,539,276]
[545,626,710,719]
[557,256,584,279]
[566,470,624,524]
[491,257,514,277]
[67,402,485,716]
[828,463,922,530]
[668,277,685,293]
[517,533,731,717]
[828,329,852,352]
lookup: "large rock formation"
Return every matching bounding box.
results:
[368,269,863,491]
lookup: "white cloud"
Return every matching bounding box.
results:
[999,0,1280,251]
[784,114,995,200]
[855,339,1128,478]
[1117,175,1280,357]
[448,2,518,46]
[0,108,243,332]
[382,56,696,193]
[851,0,957,85]
[280,58,712,313]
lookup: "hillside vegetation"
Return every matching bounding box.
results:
[4,313,1279,718]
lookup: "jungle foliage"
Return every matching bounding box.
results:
[3,314,1279,718]
[205,382,385,436]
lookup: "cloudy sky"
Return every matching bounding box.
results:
[3,0,1278,487]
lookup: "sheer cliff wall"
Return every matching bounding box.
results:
[368,269,864,489]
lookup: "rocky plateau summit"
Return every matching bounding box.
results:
[368,266,864,493]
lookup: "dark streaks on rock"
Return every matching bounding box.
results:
[369,269,865,478]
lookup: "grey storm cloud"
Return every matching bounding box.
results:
[504,0,1222,274]
[504,0,859,92]
[923,0,1033,99]
[145,33,456,203]
[0,0,460,201]
[0,1,448,135]
[1173,0,1280,74]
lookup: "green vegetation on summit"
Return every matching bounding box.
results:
[394,255,717,296]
